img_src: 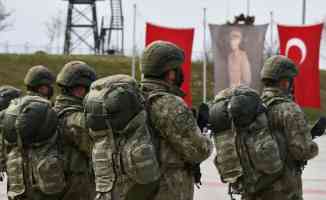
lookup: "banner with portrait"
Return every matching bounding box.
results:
[209,24,268,93]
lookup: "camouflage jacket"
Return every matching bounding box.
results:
[0,110,5,171]
[261,87,318,162]
[260,87,319,200]
[141,79,212,200]
[141,78,212,167]
[53,94,93,174]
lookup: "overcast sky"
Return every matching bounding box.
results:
[0,0,326,64]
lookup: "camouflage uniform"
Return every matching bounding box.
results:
[3,67,61,200]
[259,56,319,200]
[54,61,96,200]
[141,41,213,200]
[0,86,22,172]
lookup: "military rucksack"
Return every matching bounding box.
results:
[84,74,160,198]
[0,86,22,111]
[210,86,283,196]
[2,95,66,197]
[3,95,58,145]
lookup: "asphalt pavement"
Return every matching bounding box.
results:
[1,137,325,200]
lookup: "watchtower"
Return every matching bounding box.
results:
[63,0,101,54]
[99,0,124,55]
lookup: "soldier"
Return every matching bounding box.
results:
[53,61,96,200]
[24,65,55,99]
[0,86,22,175]
[260,55,319,200]
[210,85,284,200]
[2,68,64,200]
[140,41,213,200]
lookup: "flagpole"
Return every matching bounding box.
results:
[270,11,274,54]
[247,0,250,16]
[132,4,137,78]
[302,0,306,24]
[203,7,207,103]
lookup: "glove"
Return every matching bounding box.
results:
[0,172,4,182]
[197,103,209,132]
[311,116,326,139]
[95,192,112,200]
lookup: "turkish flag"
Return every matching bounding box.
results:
[278,23,323,108]
[145,22,195,107]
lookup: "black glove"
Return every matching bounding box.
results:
[311,116,326,139]
[197,103,209,132]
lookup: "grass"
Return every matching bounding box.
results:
[0,53,324,121]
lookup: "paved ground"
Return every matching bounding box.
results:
[195,136,326,200]
[0,137,325,200]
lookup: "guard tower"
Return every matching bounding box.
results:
[63,0,101,54]
[99,0,124,55]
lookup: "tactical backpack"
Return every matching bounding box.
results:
[2,95,66,197]
[0,86,22,111]
[209,86,283,196]
[84,74,160,199]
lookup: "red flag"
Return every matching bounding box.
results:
[145,22,194,107]
[278,23,323,108]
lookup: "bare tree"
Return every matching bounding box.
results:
[45,10,65,53]
[0,1,12,31]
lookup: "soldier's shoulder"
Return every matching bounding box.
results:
[151,92,187,111]
[272,100,304,117]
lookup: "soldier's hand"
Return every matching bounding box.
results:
[0,172,4,182]
[311,116,326,139]
[95,192,112,200]
[197,103,209,132]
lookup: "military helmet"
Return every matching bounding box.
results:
[261,55,298,81]
[24,65,55,87]
[141,40,185,78]
[0,85,22,111]
[56,61,96,88]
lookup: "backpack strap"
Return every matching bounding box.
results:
[263,96,289,177]
[264,96,290,108]
[57,106,82,119]
[144,91,168,166]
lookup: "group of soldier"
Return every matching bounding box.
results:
[0,40,321,200]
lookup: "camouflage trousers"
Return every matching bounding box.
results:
[61,173,96,200]
[153,168,194,200]
[9,189,62,200]
[243,169,303,200]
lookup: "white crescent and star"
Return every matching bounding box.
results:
[285,38,307,64]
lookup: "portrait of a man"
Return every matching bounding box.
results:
[227,29,251,87]
[210,24,268,93]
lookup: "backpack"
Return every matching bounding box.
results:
[0,86,21,111]
[210,86,283,195]
[84,74,160,198]
[3,95,66,196]
[3,96,58,145]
